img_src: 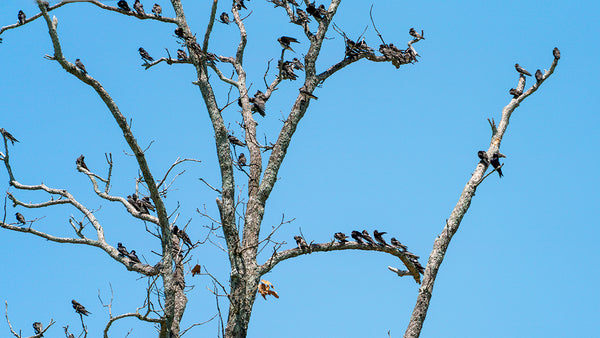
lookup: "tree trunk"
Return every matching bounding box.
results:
[225,273,259,338]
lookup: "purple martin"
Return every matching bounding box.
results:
[351,230,364,244]
[409,28,423,40]
[133,0,145,15]
[553,47,560,60]
[177,49,188,61]
[294,235,309,251]
[41,1,50,11]
[173,225,192,247]
[76,154,88,170]
[117,242,129,257]
[127,194,142,213]
[174,27,185,38]
[140,196,155,211]
[361,230,375,245]
[509,88,522,98]
[278,60,298,80]
[18,10,26,25]
[117,0,131,12]
[238,153,247,166]
[490,152,504,178]
[33,322,43,336]
[477,150,488,164]
[234,0,247,10]
[334,232,348,243]
[299,89,318,100]
[316,4,327,17]
[152,3,161,16]
[278,36,300,52]
[75,59,87,74]
[306,2,320,19]
[138,47,154,62]
[535,69,543,84]
[128,250,141,263]
[71,300,90,316]
[515,63,531,76]
[390,237,407,251]
[219,12,231,24]
[291,57,304,70]
[373,230,388,246]
[228,134,246,147]
[0,128,19,145]
[295,8,310,23]
[15,212,26,225]
[411,258,425,274]
[249,90,267,116]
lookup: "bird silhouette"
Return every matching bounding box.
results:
[390,237,407,251]
[351,230,364,244]
[515,63,531,76]
[152,3,161,16]
[238,153,247,166]
[128,250,141,263]
[33,322,43,336]
[139,47,154,62]
[373,230,388,246]
[553,47,560,60]
[490,153,504,178]
[535,69,543,84]
[76,155,88,170]
[71,300,90,316]
[18,10,26,25]
[294,235,309,251]
[278,36,300,52]
[117,242,129,257]
[334,232,348,243]
[117,1,131,12]
[361,230,375,245]
[0,128,19,145]
[15,212,26,225]
[219,12,230,24]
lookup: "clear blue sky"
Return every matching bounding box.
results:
[1,1,599,337]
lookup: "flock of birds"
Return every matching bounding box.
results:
[509,47,560,99]
[31,300,89,336]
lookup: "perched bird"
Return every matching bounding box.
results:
[0,128,19,145]
[138,47,154,62]
[15,212,26,225]
[18,10,26,25]
[553,47,561,60]
[351,230,364,244]
[117,0,131,12]
[133,0,145,15]
[75,59,87,74]
[295,8,310,23]
[334,232,348,243]
[490,152,504,178]
[404,251,420,260]
[191,264,201,276]
[306,2,321,19]
[278,60,297,80]
[249,90,267,116]
[514,63,531,76]
[219,12,230,24]
[117,242,129,257]
[140,196,155,211]
[173,225,192,247]
[127,194,142,213]
[176,49,188,61]
[294,235,309,251]
[41,1,50,10]
[238,153,247,166]
[33,322,43,336]
[373,230,388,246]
[152,3,162,16]
[76,154,88,170]
[477,150,488,164]
[361,230,375,245]
[174,27,185,38]
[228,134,246,147]
[291,57,304,70]
[509,88,522,98]
[128,250,141,263]
[299,89,318,100]
[390,237,407,251]
[316,4,327,17]
[71,300,90,316]
[234,0,247,10]
[412,259,425,274]
[535,69,543,84]
[409,27,423,40]
[68,334,75,338]
[278,36,300,52]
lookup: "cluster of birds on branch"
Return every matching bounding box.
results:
[294,230,425,274]
[127,193,156,215]
[32,300,89,336]
[343,27,423,68]
[117,242,142,263]
[117,0,162,17]
[509,47,560,98]
[478,151,505,178]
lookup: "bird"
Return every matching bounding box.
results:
[173,225,192,247]
[316,4,327,17]
[75,59,87,74]
[228,134,246,147]
[409,27,423,40]
[490,152,504,178]
[390,237,407,251]
[140,196,155,211]
[138,47,154,62]
[477,150,488,164]
[334,232,348,243]
[18,10,26,25]
[176,49,188,61]
[299,89,318,100]
[509,88,522,98]
[15,212,26,225]
[71,300,90,316]
[128,250,141,263]
[411,259,425,274]
[351,230,364,244]
[553,47,560,60]
[535,69,543,84]
[278,60,297,80]
[306,2,321,19]
[514,63,531,76]
[152,3,161,16]
[249,90,267,116]
[117,0,131,12]
[33,322,43,336]
[127,194,142,213]
[219,12,230,24]
[174,27,185,38]
[294,235,309,251]
[117,242,129,257]
[291,57,304,70]
[295,8,310,23]
[41,1,50,10]
[288,0,299,5]
[373,230,388,246]
[76,154,88,170]
[133,0,145,15]
[0,128,19,145]
[361,230,375,245]
[238,153,247,166]
[278,36,300,52]
[404,251,420,260]
[191,264,201,276]
[234,0,247,10]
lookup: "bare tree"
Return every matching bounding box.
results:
[0,1,559,338]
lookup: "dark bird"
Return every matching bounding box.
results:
[228,134,246,147]
[351,230,364,244]
[173,225,192,247]
[299,89,318,100]
[509,88,522,98]
[191,264,201,276]
[18,10,26,25]
[75,59,87,74]
[127,194,143,213]
[41,1,50,10]
[316,4,327,17]
[373,230,388,246]
[412,259,425,274]
[515,63,531,76]
[535,69,543,84]
[477,150,488,164]
[295,8,310,23]
[390,237,407,251]
[117,242,129,257]
[15,212,26,225]
[334,232,348,243]
[138,47,154,62]
[490,152,504,178]
[278,60,297,80]
[409,28,423,40]
[33,322,43,336]
[0,128,19,145]
[288,0,299,5]
[278,36,299,52]
[176,49,188,61]
[140,196,155,211]
[174,27,185,38]
[404,251,420,260]
[249,90,267,116]
[71,300,90,316]
[238,153,247,166]
[152,3,161,16]
[133,0,145,15]
[117,0,131,12]
[361,230,375,245]
[306,2,320,19]
[553,47,560,60]
[76,154,88,170]
[234,0,247,10]
[291,57,304,70]
[219,12,230,24]
[128,250,141,263]
[294,235,309,251]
